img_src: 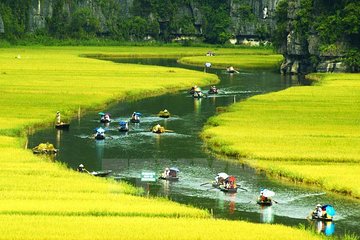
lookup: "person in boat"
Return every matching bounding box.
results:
[227,66,235,72]
[77,164,89,173]
[209,86,218,94]
[131,112,140,121]
[259,190,268,202]
[215,174,227,186]
[313,204,323,218]
[162,167,170,178]
[152,124,162,133]
[94,127,105,139]
[56,111,61,124]
[104,113,110,122]
[226,176,236,189]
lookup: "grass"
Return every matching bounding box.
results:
[202,73,360,199]
[178,53,283,70]
[0,46,322,239]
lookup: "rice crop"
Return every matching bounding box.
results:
[0,46,321,239]
[0,215,321,240]
[202,73,360,198]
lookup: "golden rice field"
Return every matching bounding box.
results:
[0,46,322,239]
[202,73,360,199]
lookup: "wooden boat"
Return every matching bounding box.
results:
[118,126,129,132]
[311,213,333,221]
[159,176,179,181]
[193,92,205,98]
[32,142,58,154]
[152,126,166,134]
[55,122,70,129]
[130,118,140,123]
[158,111,170,118]
[219,185,238,193]
[208,89,218,94]
[90,170,112,177]
[94,134,105,140]
[257,198,273,206]
[100,118,111,123]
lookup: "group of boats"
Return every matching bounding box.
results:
[189,85,219,99]
[93,110,172,139]
[159,170,336,222]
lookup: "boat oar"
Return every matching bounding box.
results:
[200,182,210,186]
[237,187,248,192]
[164,130,174,132]
[272,199,279,204]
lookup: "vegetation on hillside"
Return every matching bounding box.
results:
[273,0,360,71]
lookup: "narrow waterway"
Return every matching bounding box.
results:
[28,58,360,237]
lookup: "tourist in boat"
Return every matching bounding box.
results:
[227,66,239,73]
[56,111,61,124]
[313,204,323,218]
[77,164,89,173]
[100,113,111,123]
[226,176,236,189]
[94,127,106,139]
[162,167,170,178]
[152,124,164,133]
[208,86,218,94]
[131,112,140,121]
[215,172,228,186]
[258,189,275,203]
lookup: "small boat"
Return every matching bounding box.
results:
[257,198,273,206]
[158,110,170,118]
[159,176,179,181]
[118,121,129,132]
[55,122,70,129]
[208,89,218,94]
[99,112,111,123]
[193,91,205,98]
[219,186,238,193]
[159,167,179,181]
[100,118,111,123]
[94,134,105,140]
[90,170,112,177]
[32,142,58,154]
[130,118,140,123]
[311,204,335,221]
[152,125,166,134]
[311,213,333,221]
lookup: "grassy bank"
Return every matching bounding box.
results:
[0,46,322,239]
[202,73,360,199]
[178,53,283,70]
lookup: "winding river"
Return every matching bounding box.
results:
[28,58,360,237]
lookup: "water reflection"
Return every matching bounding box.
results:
[193,98,202,115]
[314,221,335,236]
[260,206,274,223]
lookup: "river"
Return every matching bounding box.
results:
[28,58,360,237]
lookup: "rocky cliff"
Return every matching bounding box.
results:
[23,0,279,40]
[278,0,353,74]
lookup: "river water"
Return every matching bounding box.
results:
[28,58,360,237]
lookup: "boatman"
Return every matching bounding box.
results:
[56,111,61,124]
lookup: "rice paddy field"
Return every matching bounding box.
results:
[202,73,360,199]
[0,46,321,239]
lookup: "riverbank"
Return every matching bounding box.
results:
[178,54,283,70]
[202,73,360,199]
[0,46,322,239]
